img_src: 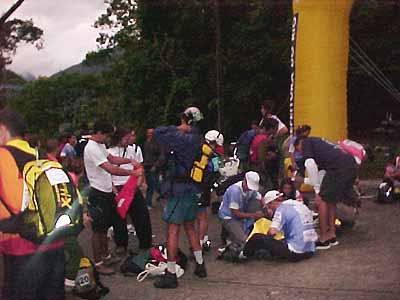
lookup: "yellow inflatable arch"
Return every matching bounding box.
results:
[290,0,353,142]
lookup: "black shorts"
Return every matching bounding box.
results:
[320,168,357,204]
[87,188,116,232]
[243,234,313,262]
[197,188,211,208]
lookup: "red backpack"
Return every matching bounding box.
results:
[249,135,268,163]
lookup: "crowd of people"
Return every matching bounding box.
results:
[0,100,362,298]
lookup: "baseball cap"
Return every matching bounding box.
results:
[205,130,224,146]
[181,107,204,124]
[262,190,283,207]
[245,171,260,191]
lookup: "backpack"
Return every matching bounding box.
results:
[74,257,110,300]
[236,129,257,161]
[215,173,245,197]
[0,159,83,244]
[190,143,214,184]
[338,139,366,165]
[249,134,268,163]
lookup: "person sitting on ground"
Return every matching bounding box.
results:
[384,155,400,183]
[218,171,264,249]
[243,190,317,262]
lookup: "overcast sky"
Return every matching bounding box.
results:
[0,0,107,78]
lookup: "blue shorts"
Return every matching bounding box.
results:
[163,194,198,225]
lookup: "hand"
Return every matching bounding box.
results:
[131,160,140,168]
[253,211,265,219]
[83,213,92,228]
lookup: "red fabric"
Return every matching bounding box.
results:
[249,135,268,163]
[0,237,63,256]
[115,175,138,219]
[215,145,224,156]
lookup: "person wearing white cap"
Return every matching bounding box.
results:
[153,106,206,289]
[196,130,224,252]
[218,171,264,248]
[243,190,317,262]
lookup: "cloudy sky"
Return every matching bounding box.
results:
[0,0,107,78]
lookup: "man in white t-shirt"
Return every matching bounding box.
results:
[84,120,142,275]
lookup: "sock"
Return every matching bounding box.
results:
[204,235,209,242]
[193,250,204,265]
[64,278,76,287]
[167,261,176,274]
[200,239,204,246]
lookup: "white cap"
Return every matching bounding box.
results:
[205,130,224,146]
[262,190,283,207]
[183,107,203,124]
[245,171,260,191]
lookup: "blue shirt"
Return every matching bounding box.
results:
[271,200,317,253]
[218,182,261,227]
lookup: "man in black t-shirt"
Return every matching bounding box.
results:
[294,137,358,250]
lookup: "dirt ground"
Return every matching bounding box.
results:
[1,179,400,300]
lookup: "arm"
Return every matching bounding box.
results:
[100,161,143,177]
[304,158,321,194]
[231,209,264,220]
[107,153,135,165]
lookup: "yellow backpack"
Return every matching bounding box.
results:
[190,143,213,184]
[1,159,84,244]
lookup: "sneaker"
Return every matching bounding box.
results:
[153,271,178,289]
[202,240,212,252]
[96,263,116,276]
[328,238,339,246]
[194,262,207,278]
[238,251,247,261]
[103,254,121,267]
[316,240,331,250]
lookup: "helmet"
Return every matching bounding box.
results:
[205,130,224,146]
[183,107,203,124]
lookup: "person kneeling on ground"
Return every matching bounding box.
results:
[243,190,317,262]
[218,171,264,249]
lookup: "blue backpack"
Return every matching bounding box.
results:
[236,129,257,161]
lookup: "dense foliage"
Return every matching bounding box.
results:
[7,0,400,141]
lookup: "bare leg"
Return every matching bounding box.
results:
[166,224,180,261]
[183,220,201,252]
[317,197,330,242]
[326,202,337,239]
[196,210,208,243]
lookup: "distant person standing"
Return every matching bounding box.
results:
[60,134,77,159]
[259,99,288,137]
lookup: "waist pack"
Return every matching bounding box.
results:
[0,159,83,244]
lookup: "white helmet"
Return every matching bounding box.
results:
[205,130,224,146]
[183,107,203,124]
